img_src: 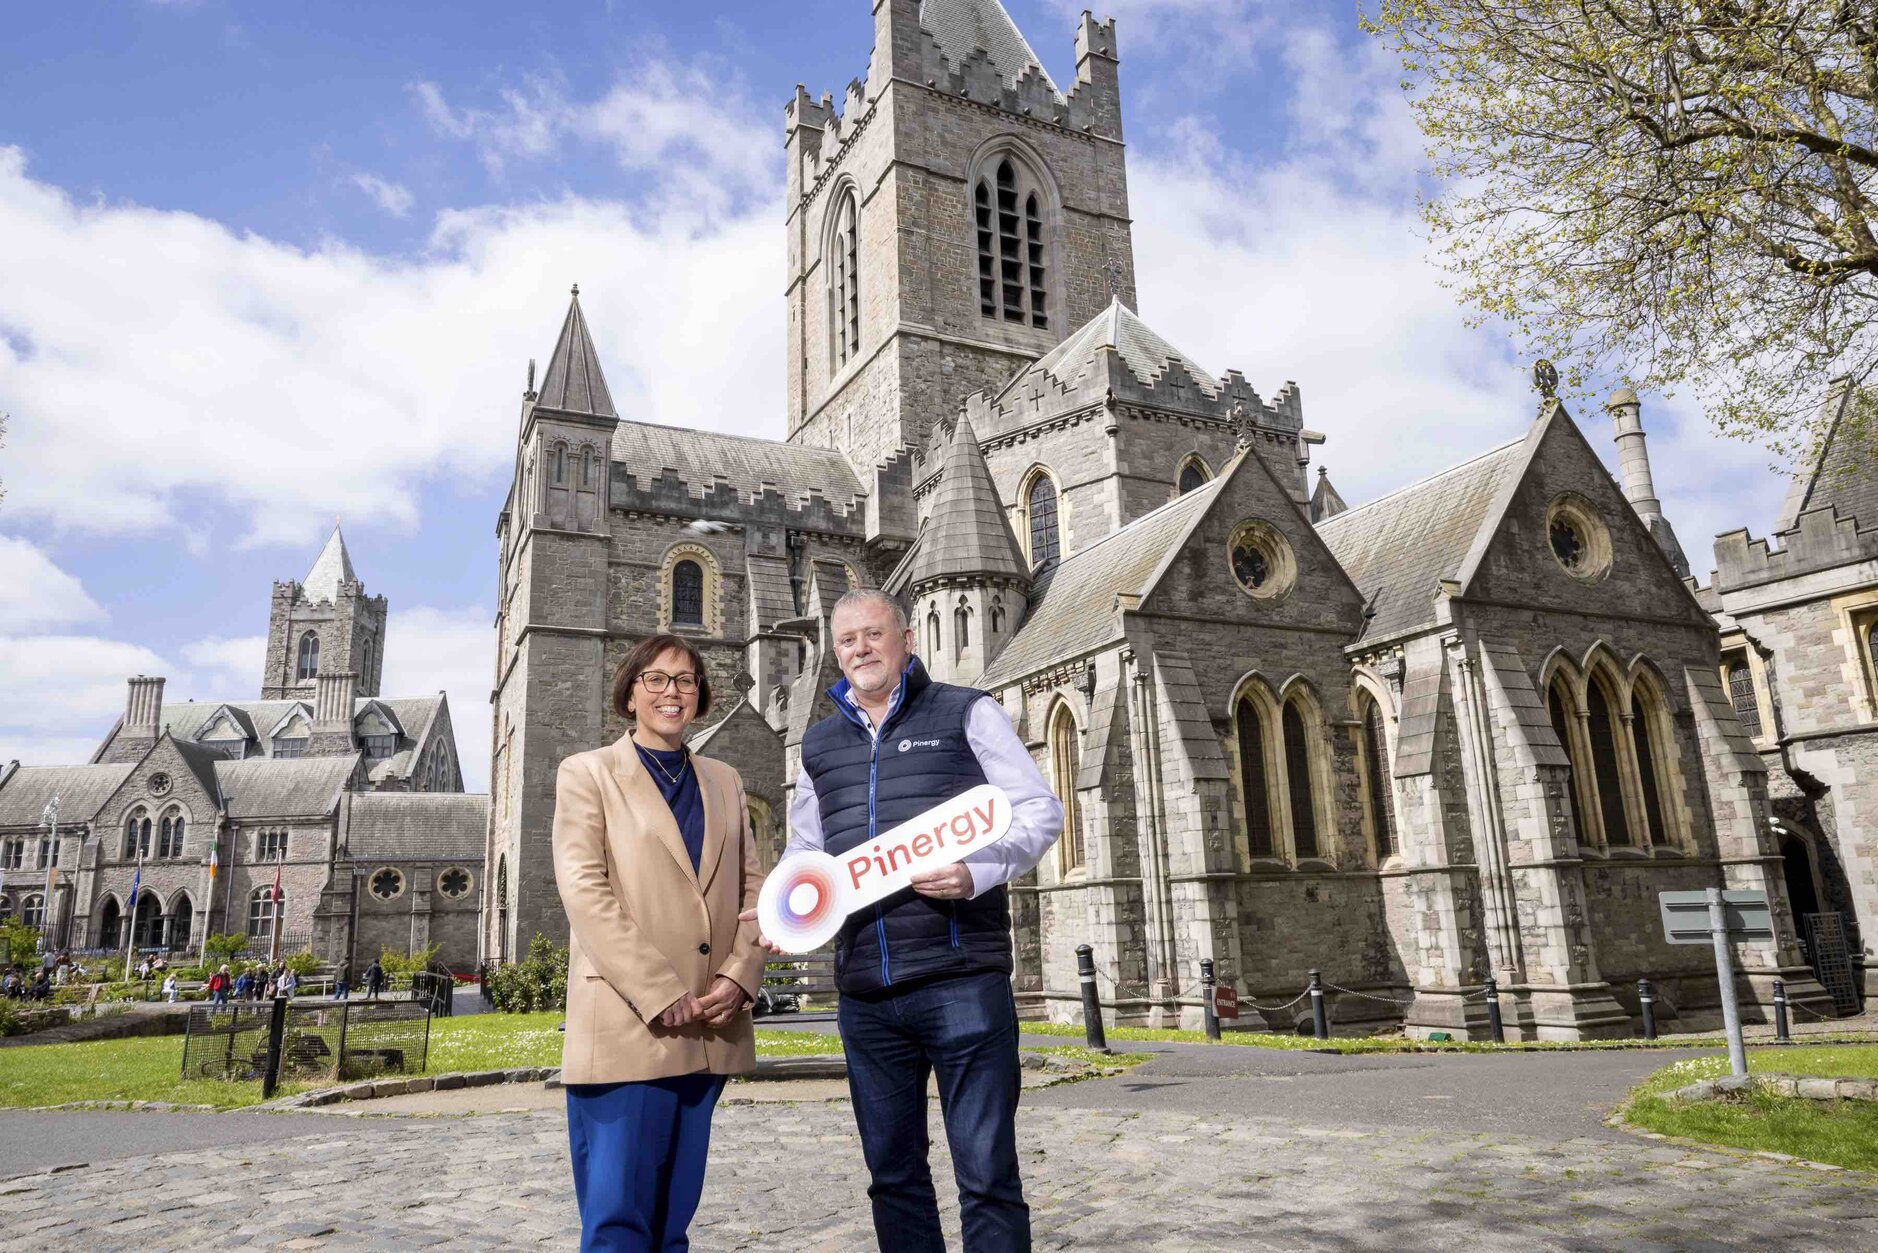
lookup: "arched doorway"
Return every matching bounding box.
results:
[131,892,163,951]
[97,897,122,949]
[1783,836,1822,961]
[169,894,195,952]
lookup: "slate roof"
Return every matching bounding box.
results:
[1006,299,1221,402]
[1776,384,1878,534]
[536,287,617,418]
[104,696,445,770]
[343,793,488,861]
[1316,438,1528,644]
[889,413,1030,592]
[213,756,358,819]
[302,525,357,602]
[0,764,136,828]
[981,480,1223,687]
[921,0,1058,93]
[611,420,866,510]
[746,554,797,631]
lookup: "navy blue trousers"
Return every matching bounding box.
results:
[565,1073,726,1252]
[839,971,1030,1253]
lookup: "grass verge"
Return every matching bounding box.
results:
[0,1013,846,1111]
[1017,1019,1878,1054]
[1618,1046,1878,1172]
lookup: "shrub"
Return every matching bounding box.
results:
[284,949,320,977]
[378,942,443,978]
[0,998,21,1037]
[485,935,568,1013]
[0,920,39,970]
[202,933,246,969]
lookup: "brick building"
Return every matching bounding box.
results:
[0,530,487,973]
[488,0,1838,1036]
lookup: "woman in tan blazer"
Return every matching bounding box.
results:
[553,633,766,1252]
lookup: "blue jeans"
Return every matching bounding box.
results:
[565,1073,726,1252]
[839,971,1029,1253]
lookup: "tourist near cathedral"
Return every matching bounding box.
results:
[482,0,1874,1040]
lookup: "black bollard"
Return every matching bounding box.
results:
[1200,958,1220,1041]
[1638,978,1657,1041]
[1773,979,1790,1043]
[261,995,289,1099]
[1075,944,1110,1054]
[1484,973,1505,1044]
[1309,968,1329,1040]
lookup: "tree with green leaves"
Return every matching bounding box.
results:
[1362,1,1875,463]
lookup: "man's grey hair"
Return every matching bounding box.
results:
[832,587,909,630]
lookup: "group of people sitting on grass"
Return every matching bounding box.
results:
[0,965,53,1000]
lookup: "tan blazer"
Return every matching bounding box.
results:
[552,735,766,1085]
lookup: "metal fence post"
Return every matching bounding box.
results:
[1483,973,1504,1044]
[1200,958,1220,1041]
[1773,979,1790,1044]
[1309,969,1328,1040]
[261,995,288,1099]
[1075,944,1109,1054]
[1638,978,1657,1040]
[335,999,352,1082]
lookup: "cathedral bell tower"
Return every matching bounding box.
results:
[785,0,1136,474]
[262,525,387,701]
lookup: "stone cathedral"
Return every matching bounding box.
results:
[487,0,1857,1038]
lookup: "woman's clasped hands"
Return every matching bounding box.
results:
[656,974,749,1029]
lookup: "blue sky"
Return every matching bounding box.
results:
[0,0,1795,788]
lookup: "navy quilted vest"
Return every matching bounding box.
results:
[799,657,1011,995]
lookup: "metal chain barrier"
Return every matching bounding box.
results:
[1090,963,1310,1015]
[1322,980,1415,1008]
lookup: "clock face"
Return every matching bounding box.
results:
[1232,543,1270,590]
[147,772,173,798]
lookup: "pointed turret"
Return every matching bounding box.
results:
[920,0,1058,94]
[302,524,357,603]
[888,410,1030,685]
[536,285,617,418]
[893,412,1031,591]
[1309,467,1348,523]
[1605,387,1690,577]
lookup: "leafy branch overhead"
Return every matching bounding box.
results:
[1362,0,1876,463]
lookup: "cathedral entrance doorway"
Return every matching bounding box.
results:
[97,897,121,949]
[130,892,164,951]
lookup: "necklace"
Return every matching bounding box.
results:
[635,742,688,786]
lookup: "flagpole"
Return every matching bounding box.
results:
[38,796,59,957]
[268,853,284,967]
[201,839,218,966]
[121,841,144,982]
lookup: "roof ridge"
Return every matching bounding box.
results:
[1054,473,1224,566]
[1317,436,1526,531]
[614,415,853,459]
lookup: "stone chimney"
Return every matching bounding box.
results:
[119,675,166,753]
[309,671,358,756]
[1606,388,1691,578]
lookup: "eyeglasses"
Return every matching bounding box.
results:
[637,671,700,694]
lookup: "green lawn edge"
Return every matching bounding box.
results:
[1015,1018,1878,1054]
[1615,1046,1878,1173]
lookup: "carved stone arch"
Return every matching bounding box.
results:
[1045,695,1087,876]
[1226,672,1286,865]
[1623,656,1690,851]
[1350,672,1401,864]
[1579,640,1629,700]
[965,134,1066,332]
[1175,451,1214,497]
[1578,648,1640,850]
[822,175,864,373]
[1538,646,1582,700]
[1347,664,1397,723]
[658,541,724,636]
[1275,681,1335,865]
[1625,653,1684,715]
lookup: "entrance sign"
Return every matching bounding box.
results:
[758,784,1013,953]
[1659,889,1772,945]
[1213,985,1239,1021]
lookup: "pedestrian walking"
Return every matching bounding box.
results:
[208,965,231,1007]
[364,958,384,1000]
[334,960,351,1000]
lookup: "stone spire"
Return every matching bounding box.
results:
[535,285,617,418]
[894,411,1031,591]
[918,0,1058,94]
[302,524,356,603]
[1606,387,1690,577]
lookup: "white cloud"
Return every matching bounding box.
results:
[381,605,494,792]
[178,634,266,695]
[0,635,166,748]
[0,59,782,548]
[0,535,104,632]
[350,173,414,218]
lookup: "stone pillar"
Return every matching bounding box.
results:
[309,672,358,756]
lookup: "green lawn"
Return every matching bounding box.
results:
[0,1014,845,1111]
[1621,1046,1878,1172]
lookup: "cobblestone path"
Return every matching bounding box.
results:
[2,1096,1873,1251]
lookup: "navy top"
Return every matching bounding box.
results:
[634,742,704,872]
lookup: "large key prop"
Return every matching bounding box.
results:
[756,783,1013,953]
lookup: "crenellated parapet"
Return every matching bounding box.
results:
[608,464,869,539]
[1713,505,1878,592]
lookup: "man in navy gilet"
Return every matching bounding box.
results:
[747,588,1062,1252]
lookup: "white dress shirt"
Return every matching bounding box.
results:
[786,693,1064,898]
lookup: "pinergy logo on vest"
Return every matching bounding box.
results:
[897,737,943,752]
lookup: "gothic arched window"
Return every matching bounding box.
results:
[296,631,319,681]
[976,157,1049,328]
[831,191,861,367]
[1585,676,1632,847]
[1235,698,1275,858]
[361,637,374,684]
[1050,703,1084,872]
[247,886,284,940]
[1630,688,1671,847]
[1026,473,1060,568]
[553,442,568,485]
[1723,654,1763,737]
[580,448,594,488]
[672,560,704,628]
[1177,458,1210,495]
[989,597,1005,637]
[1548,679,1585,842]
[158,810,185,860]
[927,608,941,659]
[954,601,971,660]
[1360,696,1396,859]
[124,811,151,861]
[1282,701,1320,859]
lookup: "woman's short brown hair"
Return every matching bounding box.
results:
[611,634,712,721]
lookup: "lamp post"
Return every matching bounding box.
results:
[37,796,59,957]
